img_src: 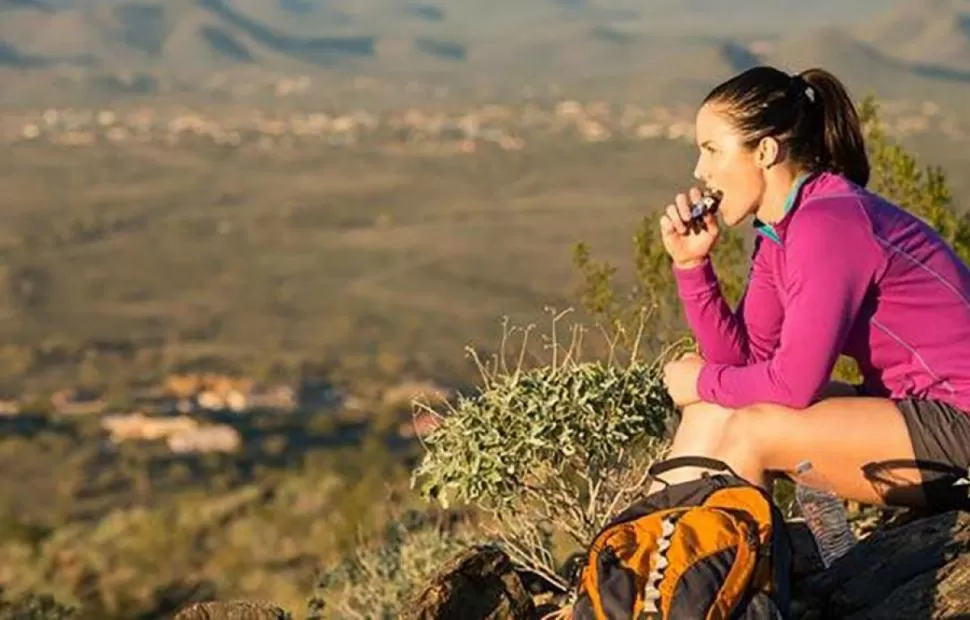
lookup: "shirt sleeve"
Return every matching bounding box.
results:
[697,207,881,409]
[672,237,783,366]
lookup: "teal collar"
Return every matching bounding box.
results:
[754,173,813,245]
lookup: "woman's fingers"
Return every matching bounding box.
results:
[665,204,687,234]
[703,212,719,233]
[674,193,692,222]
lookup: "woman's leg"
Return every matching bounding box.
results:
[647,401,736,493]
[648,381,865,494]
[709,395,927,507]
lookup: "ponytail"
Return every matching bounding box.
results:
[799,68,870,187]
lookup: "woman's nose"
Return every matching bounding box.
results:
[692,157,705,182]
[693,164,705,183]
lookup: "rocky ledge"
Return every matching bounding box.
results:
[403,510,970,620]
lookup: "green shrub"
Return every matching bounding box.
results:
[411,310,674,589]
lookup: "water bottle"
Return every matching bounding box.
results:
[793,460,857,568]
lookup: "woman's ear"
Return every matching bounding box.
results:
[756,136,781,170]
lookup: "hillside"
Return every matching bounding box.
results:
[761,27,939,101]
[854,0,970,74]
[2,0,962,109]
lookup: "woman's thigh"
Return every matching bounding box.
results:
[719,395,969,510]
[659,382,873,488]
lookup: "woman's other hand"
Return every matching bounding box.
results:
[663,352,705,407]
[660,187,720,269]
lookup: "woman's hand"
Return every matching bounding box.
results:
[663,352,705,407]
[659,187,721,269]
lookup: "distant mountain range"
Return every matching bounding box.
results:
[1,0,969,107]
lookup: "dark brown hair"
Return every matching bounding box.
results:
[702,66,870,187]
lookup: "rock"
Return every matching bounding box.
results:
[173,600,293,620]
[792,510,970,619]
[403,544,536,620]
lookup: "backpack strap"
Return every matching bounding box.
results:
[648,456,739,479]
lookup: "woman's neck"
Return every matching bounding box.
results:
[756,168,809,224]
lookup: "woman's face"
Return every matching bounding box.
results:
[692,103,766,227]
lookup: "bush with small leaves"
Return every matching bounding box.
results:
[306,509,479,620]
[410,310,676,589]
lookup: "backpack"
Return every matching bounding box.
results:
[569,456,793,620]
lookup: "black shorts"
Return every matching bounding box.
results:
[894,397,970,513]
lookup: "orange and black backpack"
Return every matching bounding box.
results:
[570,456,793,620]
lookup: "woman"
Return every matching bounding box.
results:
[656,65,970,514]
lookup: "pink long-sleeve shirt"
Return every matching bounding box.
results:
[673,171,970,411]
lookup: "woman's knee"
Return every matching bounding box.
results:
[714,404,779,461]
[680,401,735,425]
[663,401,736,460]
[669,401,734,440]
[670,401,793,466]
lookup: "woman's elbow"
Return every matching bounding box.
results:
[762,368,827,410]
[770,384,818,410]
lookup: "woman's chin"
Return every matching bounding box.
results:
[719,212,749,229]
[718,200,756,228]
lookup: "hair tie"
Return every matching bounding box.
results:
[789,74,815,104]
